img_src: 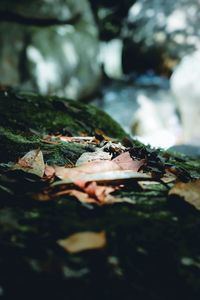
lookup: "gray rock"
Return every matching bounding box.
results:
[0,0,101,100]
[168,144,200,157]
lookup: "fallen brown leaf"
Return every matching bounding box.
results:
[169,179,200,210]
[13,149,45,177]
[75,181,117,203]
[54,189,97,203]
[52,170,151,186]
[55,160,120,181]
[57,231,106,253]
[55,151,145,182]
[113,151,146,171]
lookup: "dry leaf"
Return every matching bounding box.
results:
[13,149,45,177]
[169,179,200,210]
[55,160,120,181]
[44,164,56,178]
[57,231,106,253]
[55,152,145,182]
[76,150,112,166]
[54,189,97,203]
[50,182,116,204]
[113,151,146,171]
[59,136,95,143]
[75,141,126,166]
[76,181,116,203]
[53,170,151,186]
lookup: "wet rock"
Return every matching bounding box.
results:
[0,0,101,100]
[168,144,200,157]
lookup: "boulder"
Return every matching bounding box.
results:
[0,0,101,100]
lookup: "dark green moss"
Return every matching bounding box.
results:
[0,90,126,138]
[0,89,126,163]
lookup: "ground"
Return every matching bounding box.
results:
[0,89,200,300]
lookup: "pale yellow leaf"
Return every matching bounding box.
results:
[57,231,106,253]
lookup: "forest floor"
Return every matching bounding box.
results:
[0,89,200,300]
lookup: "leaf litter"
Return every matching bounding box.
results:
[4,134,197,207]
[1,131,199,258]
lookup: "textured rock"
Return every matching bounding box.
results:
[0,0,101,100]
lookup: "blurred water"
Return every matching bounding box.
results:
[92,79,182,149]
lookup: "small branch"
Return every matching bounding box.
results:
[0,10,81,26]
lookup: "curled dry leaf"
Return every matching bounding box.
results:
[41,182,117,204]
[57,231,106,254]
[169,179,200,210]
[13,149,45,177]
[75,141,126,166]
[75,181,116,203]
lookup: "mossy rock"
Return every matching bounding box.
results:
[0,89,126,162]
[1,90,200,300]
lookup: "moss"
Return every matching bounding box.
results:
[0,126,92,164]
[0,90,126,138]
[166,150,200,178]
[0,89,127,163]
[0,127,41,161]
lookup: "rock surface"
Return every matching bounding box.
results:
[0,0,101,100]
[0,90,200,300]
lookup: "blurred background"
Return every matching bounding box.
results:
[0,0,200,150]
